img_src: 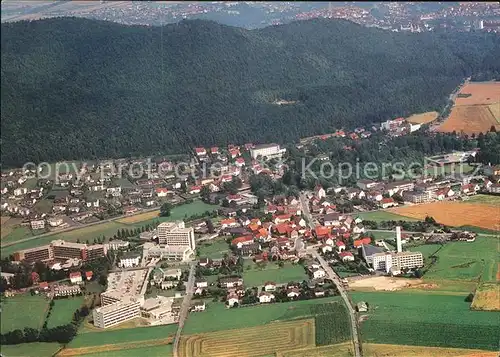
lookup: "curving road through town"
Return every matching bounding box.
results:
[300,193,362,357]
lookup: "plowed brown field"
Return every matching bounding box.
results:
[438,82,500,134]
[389,202,500,230]
[454,82,500,106]
[438,105,499,134]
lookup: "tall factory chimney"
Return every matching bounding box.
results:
[396,226,402,253]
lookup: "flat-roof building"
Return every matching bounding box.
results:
[92,298,141,329]
[13,244,53,263]
[250,143,285,160]
[371,251,424,274]
[157,221,195,250]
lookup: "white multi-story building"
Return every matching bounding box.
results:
[92,298,141,329]
[107,240,130,251]
[157,221,195,250]
[372,251,424,274]
[119,253,141,268]
[143,243,194,262]
[250,143,285,160]
[30,219,46,230]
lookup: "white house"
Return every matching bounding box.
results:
[380,197,397,209]
[195,280,208,288]
[315,186,326,199]
[287,288,301,299]
[119,253,141,268]
[227,294,239,307]
[258,292,275,303]
[312,269,326,279]
[340,252,355,262]
[193,302,206,312]
[321,245,333,254]
[156,188,169,197]
[264,282,276,292]
[69,272,83,284]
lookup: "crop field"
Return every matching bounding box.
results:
[355,211,419,222]
[47,297,85,328]
[438,105,499,134]
[411,236,498,282]
[438,82,500,134]
[278,343,497,357]
[74,344,173,357]
[0,342,62,357]
[58,338,173,357]
[0,294,50,333]
[242,262,308,287]
[179,319,315,357]
[197,239,229,259]
[463,194,500,206]
[406,111,439,124]
[471,283,500,311]
[454,82,500,106]
[351,292,499,350]
[69,324,178,348]
[116,210,160,224]
[182,297,341,334]
[390,202,500,230]
[311,302,351,345]
[488,102,500,121]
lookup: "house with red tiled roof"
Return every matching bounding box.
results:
[221,218,239,229]
[339,251,354,262]
[189,186,202,194]
[235,157,245,167]
[211,147,219,155]
[195,147,206,156]
[274,214,292,224]
[353,237,371,248]
[85,271,93,281]
[229,149,240,159]
[336,240,346,252]
[315,225,331,238]
[39,281,49,290]
[231,235,254,248]
[380,197,397,209]
[156,188,169,197]
[275,223,291,236]
[69,272,82,284]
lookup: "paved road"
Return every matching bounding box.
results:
[310,249,362,357]
[173,262,196,357]
[300,193,362,356]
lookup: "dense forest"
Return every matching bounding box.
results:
[1,17,500,166]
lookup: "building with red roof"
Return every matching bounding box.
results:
[195,147,206,156]
[353,237,371,248]
[231,235,254,248]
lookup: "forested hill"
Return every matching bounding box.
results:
[1,18,499,166]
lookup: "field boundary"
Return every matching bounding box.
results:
[57,337,173,356]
